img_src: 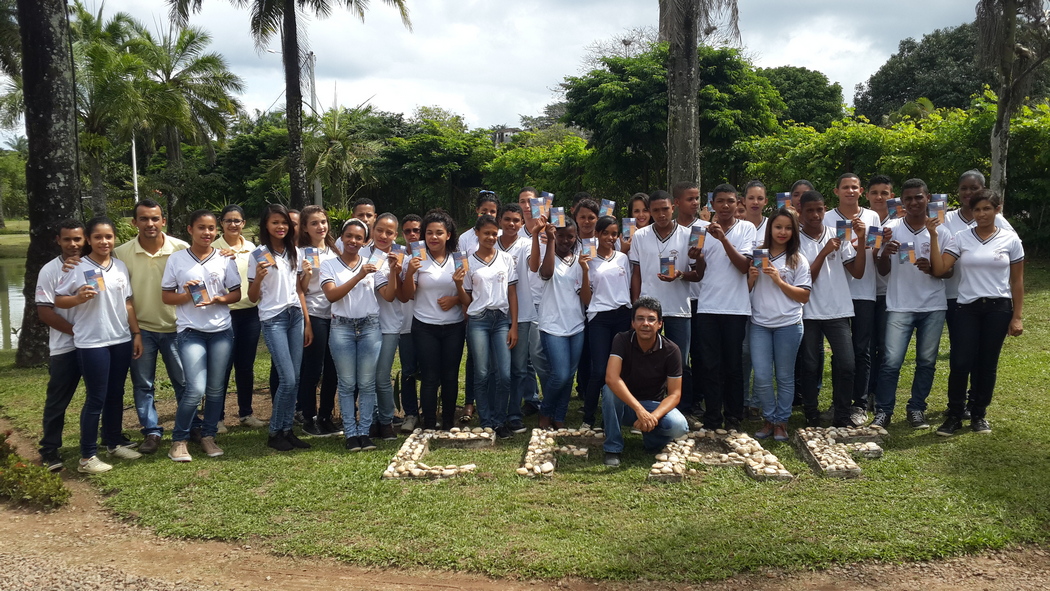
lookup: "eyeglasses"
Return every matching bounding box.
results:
[403,228,421,234]
[633,316,660,325]
[222,219,244,225]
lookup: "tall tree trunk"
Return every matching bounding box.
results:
[16,0,81,367]
[87,153,106,216]
[990,0,1018,200]
[658,0,672,43]
[665,0,701,190]
[0,183,7,230]
[282,0,308,211]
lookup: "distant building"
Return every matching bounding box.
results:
[492,127,522,145]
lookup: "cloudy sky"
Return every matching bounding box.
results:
[94,0,978,128]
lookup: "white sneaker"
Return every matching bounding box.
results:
[239,415,267,429]
[216,421,228,434]
[168,441,192,462]
[78,456,112,474]
[107,445,143,460]
[400,415,418,433]
[580,422,592,430]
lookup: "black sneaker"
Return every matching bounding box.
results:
[521,401,539,417]
[41,450,64,473]
[293,411,305,425]
[870,412,891,429]
[119,433,140,449]
[369,422,380,438]
[345,436,362,452]
[495,425,513,439]
[604,452,621,467]
[358,435,377,451]
[508,419,527,434]
[907,409,929,429]
[961,406,972,421]
[725,418,742,432]
[189,427,203,444]
[936,417,963,437]
[378,423,398,441]
[267,431,294,452]
[805,414,822,428]
[302,418,324,437]
[284,430,311,449]
[971,417,992,434]
[317,416,343,436]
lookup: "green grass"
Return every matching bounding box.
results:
[2,261,1050,582]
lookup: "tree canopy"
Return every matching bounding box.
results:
[757,65,843,131]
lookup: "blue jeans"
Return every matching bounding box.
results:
[529,308,549,396]
[375,332,400,425]
[663,316,692,414]
[175,328,233,441]
[601,389,689,454]
[750,322,804,424]
[261,306,305,434]
[539,330,584,423]
[398,333,419,416]
[467,309,512,428]
[329,315,382,437]
[508,321,537,423]
[298,315,337,420]
[584,306,631,425]
[225,306,261,418]
[78,341,133,459]
[39,350,82,455]
[129,329,186,436]
[875,310,946,415]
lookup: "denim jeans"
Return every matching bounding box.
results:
[375,332,401,425]
[466,309,512,428]
[601,389,689,454]
[850,299,876,409]
[464,336,475,407]
[946,299,1011,419]
[508,321,537,423]
[800,318,855,425]
[539,330,584,423]
[412,319,466,429]
[527,317,547,402]
[329,315,382,437]
[298,315,337,421]
[583,306,631,425]
[874,310,945,415]
[750,322,804,424]
[664,315,692,414]
[695,313,748,428]
[175,328,233,441]
[261,306,305,434]
[39,350,82,455]
[129,329,186,436]
[398,333,419,416]
[78,341,133,459]
[867,295,888,397]
[225,307,261,418]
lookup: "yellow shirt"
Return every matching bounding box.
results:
[113,233,189,333]
[214,235,258,311]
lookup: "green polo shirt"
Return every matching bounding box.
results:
[113,233,189,333]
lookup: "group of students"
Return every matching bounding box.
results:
[34,169,1024,474]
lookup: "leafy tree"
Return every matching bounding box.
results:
[303,104,382,210]
[0,149,28,221]
[757,65,843,130]
[215,110,290,215]
[483,134,593,203]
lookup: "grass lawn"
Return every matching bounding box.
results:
[1,260,1049,582]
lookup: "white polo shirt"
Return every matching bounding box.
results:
[749,251,812,328]
[518,226,548,308]
[881,218,953,313]
[56,256,133,349]
[628,222,693,318]
[498,236,538,324]
[403,253,464,326]
[298,245,338,319]
[685,218,711,301]
[945,228,1024,304]
[459,227,502,256]
[35,256,79,356]
[942,209,1016,300]
[800,227,857,320]
[247,246,301,321]
[319,255,380,319]
[586,250,631,321]
[823,207,882,301]
[874,213,892,297]
[695,219,755,316]
[538,253,586,337]
[751,217,768,249]
[463,249,517,316]
[367,247,404,335]
[161,249,241,333]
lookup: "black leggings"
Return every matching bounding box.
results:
[412,319,466,429]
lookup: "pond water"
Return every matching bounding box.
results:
[0,259,25,350]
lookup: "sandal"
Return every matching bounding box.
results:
[459,404,475,424]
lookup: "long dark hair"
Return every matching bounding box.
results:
[298,205,336,249]
[761,207,802,269]
[82,216,116,258]
[422,209,458,252]
[258,203,297,260]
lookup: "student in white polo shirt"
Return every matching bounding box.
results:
[371,212,406,441]
[930,189,1024,436]
[459,191,501,423]
[516,188,548,416]
[672,182,703,417]
[248,204,313,452]
[823,173,884,426]
[872,178,954,430]
[498,203,537,434]
[397,215,422,432]
[740,180,769,416]
[693,183,756,431]
[36,220,86,472]
[863,175,895,403]
[798,190,866,428]
[161,210,242,462]
[55,217,144,474]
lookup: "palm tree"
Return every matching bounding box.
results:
[304,104,381,209]
[170,0,411,210]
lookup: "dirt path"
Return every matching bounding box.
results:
[3,420,1050,591]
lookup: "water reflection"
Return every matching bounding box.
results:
[0,260,25,350]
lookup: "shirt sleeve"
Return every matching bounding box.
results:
[374,264,390,290]
[944,229,963,259]
[793,259,812,290]
[936,226,956,254]
[161,256,179,291]
[224,258,241,291]
[665,341,683,379]
[609,331,627,360]
[35,264,56,307]
[319,259,336,287]
[462,264,473,293]
[995,213,1016,232]
[1008,234,1025,264]
[506,253,518,285]
[247,248,258,282]
[737,224,757,257]
[841,240,858,265]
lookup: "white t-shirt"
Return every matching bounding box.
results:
[298,245,338,319]
[695,219,755,316]
[881,218,954,313]
[498,236,538,324]
[161,249,241,333]
[367,247,404,335]
[685,219,710,301]
[538,253,586,337]
[400,299,415,335]
[627,222,693,318]
[586,250,632,321]
[800,227,857,320]
[874,213,892,297]
[56,256,133,349]
[35,256,79,356]
[404,252,465,326]
[319,255,380,319]
[518,225,548,308]
[945,227,1024,304]
[751,217,769,249]
[463,249,517,316]
[942,209,1016,300]
[823,207,881,301]
[749,251,812,328]
[247,246,301,321]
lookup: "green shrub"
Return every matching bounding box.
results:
[0,431,71,509]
